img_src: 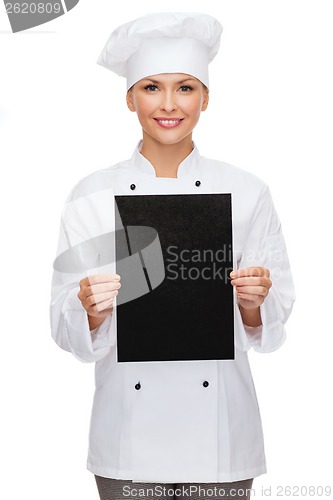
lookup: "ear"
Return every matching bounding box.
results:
[126,89,136,112]
[201,89,209,112]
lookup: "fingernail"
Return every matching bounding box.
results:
[230,271,237,278]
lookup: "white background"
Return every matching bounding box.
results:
[1,0,332,498]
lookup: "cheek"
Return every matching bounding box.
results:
[185,97,204,120]
[134,97,155,119]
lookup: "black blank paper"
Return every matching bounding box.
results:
[115,194,234,362]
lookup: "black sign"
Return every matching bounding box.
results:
[115,194,234,362]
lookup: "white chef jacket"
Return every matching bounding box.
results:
[50,141,295,483]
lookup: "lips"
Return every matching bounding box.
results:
[154,118,184,128]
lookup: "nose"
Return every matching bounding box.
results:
[160,90,177,113]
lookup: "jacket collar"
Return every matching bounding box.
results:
[131,140,200,178]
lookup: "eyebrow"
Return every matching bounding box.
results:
[143,78,197,85]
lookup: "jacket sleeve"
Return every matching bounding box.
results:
[49,187,117,363]
[234,184,296,353]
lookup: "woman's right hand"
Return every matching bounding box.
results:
[78,273,121,321]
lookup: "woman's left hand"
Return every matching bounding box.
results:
[230,267,272,310]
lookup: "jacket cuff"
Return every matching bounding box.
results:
[62,288,116,362]
[90,314,116,351]
[254,286,286,353]
[234,286,286,353]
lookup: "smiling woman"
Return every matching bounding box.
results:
[125,73,209,175]
[50,11,295,500]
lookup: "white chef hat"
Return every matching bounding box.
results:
[97,12,223,90]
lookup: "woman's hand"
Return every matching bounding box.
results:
[230,266,272,310]
[78,274,121,329]
[229,267,272,327]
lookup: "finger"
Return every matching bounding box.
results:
[85,290,118,307]
[237,292,262,303]
[230,267,270,279]
[79,276,91,289]
[85,281,121,299]
[89,298,116,315]
[231,276,272,288]
[231,276,262,286]
[87,274,121,286]
[236,286,268,297]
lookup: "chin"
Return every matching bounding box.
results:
[157,138,184,146]
[151,132,192,147]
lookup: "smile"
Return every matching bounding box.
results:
[154,118,183,128]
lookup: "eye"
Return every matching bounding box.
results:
[144,84,159,92]
[179,85,193,92]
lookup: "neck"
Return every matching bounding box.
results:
[140,133,194,178]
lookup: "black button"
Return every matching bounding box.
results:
[130,184,136,190]
[195,180,201,187]
[135,382,141,390]
[203,381,209,387]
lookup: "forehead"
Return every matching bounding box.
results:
[138,73,199,84]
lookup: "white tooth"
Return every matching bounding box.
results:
[159,120,178,125]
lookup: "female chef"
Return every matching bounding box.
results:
[50,12,295,500]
